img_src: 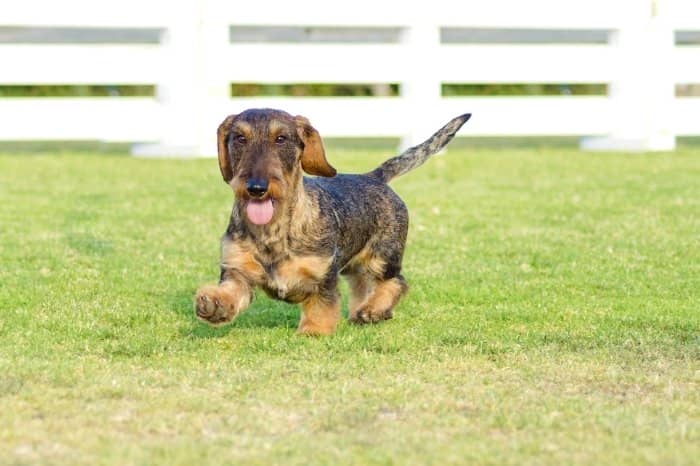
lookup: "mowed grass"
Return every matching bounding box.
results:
[0,142,698,465]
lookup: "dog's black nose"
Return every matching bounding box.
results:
[246,178,268,198]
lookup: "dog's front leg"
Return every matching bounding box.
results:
[298,290,340,336]
[194,271,253,326]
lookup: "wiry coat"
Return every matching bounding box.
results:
[195,108,470,335]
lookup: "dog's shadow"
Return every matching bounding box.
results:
[171,289,303,338]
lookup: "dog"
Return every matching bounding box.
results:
[194,108,470,335]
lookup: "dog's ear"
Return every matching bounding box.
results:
[295,115,337,177]
[217,114,237,182]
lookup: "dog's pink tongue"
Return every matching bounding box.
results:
[246,199,274,225]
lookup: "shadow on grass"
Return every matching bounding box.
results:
[170,289,300,339]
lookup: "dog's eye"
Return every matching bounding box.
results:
[234,134,247,144]
[275,135,287,145]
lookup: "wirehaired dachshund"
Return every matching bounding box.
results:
[195,108,470,335]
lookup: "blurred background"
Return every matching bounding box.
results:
[1,0,699,155]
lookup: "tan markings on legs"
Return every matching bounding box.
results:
[346,246,386,278]
[195,239,262,326]
[221,239,265,284]
[194,279,252,326]
[349,277,407,324]
[298,293,340,336]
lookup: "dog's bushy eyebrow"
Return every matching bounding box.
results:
[268,119,293,136]
[231,121,253,135]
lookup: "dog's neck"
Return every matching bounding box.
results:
[238,175,315,261]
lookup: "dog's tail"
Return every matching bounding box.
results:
[369,113,471,183]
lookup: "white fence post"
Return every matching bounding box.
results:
[400,20,442,150]
[198,0,232,156]
[581,0,675,152]
[131,0,228,157]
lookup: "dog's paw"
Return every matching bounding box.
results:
[349,306,393,325]
[297,321,337,336]
[194,285,240,326]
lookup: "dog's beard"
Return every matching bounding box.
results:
[246,199,274,225]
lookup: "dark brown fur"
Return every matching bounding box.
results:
[195,108,470,335]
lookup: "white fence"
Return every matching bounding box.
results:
[1,0,700,154]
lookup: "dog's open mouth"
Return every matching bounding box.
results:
[246,198,274,225]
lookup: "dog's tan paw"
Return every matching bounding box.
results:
[298,295,340,336]
[349,306,393,325]
[194,285,240,326]
[297,321,336,336]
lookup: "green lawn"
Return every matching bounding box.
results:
[0,143,698,465]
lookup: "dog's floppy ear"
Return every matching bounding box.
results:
[295,115,336,177]
[217,114,237,182]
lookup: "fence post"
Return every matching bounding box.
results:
[400,20,442,150]
[132,0,227,157]
[580,0,675,152]
[197,0,232,157]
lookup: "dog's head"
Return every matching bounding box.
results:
[217,108,336,226]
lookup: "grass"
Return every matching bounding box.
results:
[0,142,698,465]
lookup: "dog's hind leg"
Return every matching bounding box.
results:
[346,243,408,324]
[345,272,372,318]
[346,210,410,325]
[349,275,407,324]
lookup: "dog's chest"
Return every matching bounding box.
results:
[221,237,333,302]
[261,255,333,303]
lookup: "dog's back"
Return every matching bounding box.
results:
[305,174,408,268]
[305,112,472,270]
